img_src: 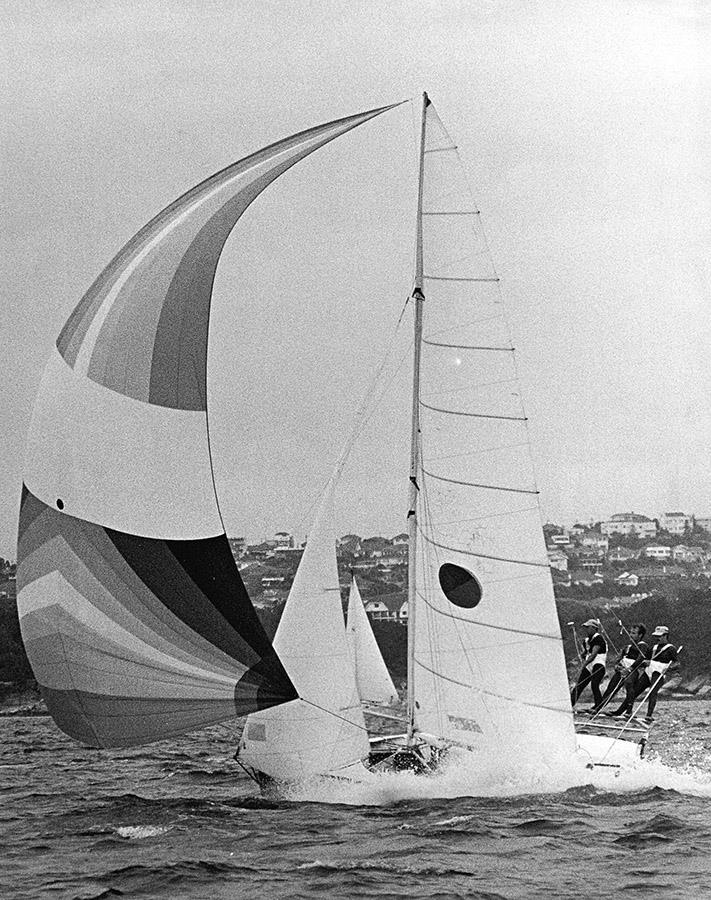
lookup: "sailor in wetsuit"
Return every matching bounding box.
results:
[598,624,648,715]
[570,619,607,710]
[631,625,679,722]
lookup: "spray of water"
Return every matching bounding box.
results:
[274,745,711,806]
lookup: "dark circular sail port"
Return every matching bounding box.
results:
[439,563,482,608]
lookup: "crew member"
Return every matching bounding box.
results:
[632,625,679,722]
[597,624,648,714]
[570,619,607,709]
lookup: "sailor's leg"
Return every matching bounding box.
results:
[590,664,605,708]
[646,672,664,718]
[570,667,592,706]
[609,671,640,716]
[596,671,621,709]
[632,671,650,702]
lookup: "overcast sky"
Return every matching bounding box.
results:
[3,0,711,556]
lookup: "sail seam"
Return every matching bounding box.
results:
[423,147,457,153]
[424,275,500,282]
[415,590,561,639]
[422,211,479,216]
[418,530,548,567]
[423,341,514,351]
[414,658,569,713]
[420,401,526,421]
[422,504,540,528]
[421,468,538,495]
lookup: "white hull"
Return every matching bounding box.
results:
[576,732,645,768]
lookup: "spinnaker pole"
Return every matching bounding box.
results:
[406,91,428,746]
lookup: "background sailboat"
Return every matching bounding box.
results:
[346,575,398,705]
[237,490,370,785]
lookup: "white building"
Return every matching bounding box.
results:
[579,533,609,554]
[673,545,707,564]
[601,513,657,539]
[643,545,672,560]
[547,549,569,572]
[659,512,691,536]
[614,572,639,587]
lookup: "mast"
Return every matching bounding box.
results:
[406,91,428,746]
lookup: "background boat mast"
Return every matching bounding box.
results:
[406,90,428,746]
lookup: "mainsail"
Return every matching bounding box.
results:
[346,575,398,704]
[410,97,576,763]
[17,104,397,749]
[238,490,370,782]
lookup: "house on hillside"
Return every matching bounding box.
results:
[673,545,708,564]
[246,542,276,560]
[601,513,656,539]
[569,569,604,587]
[579,533,609,554]
[360,537,393,558]
[643,545,672,560]
[547,549,569,572]
[364,592,407,622]
[635,565,685,583]
[614,571,639,587]
[229,536,246,557]
[338,534,362,554]
[351,558,378,572]
[608,546,638,563]
[659,512,692,535]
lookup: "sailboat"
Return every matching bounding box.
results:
[17,93,643,786]
[345,575,398,706]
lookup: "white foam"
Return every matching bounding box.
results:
[270,746,711,805]
[115,824,174,839]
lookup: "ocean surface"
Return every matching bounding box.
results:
[3,700,711,900]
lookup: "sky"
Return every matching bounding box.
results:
[3,0,711,556]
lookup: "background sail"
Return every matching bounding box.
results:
[413,100,576,764]
[17,104,395,748]
[346,576,398,704]
[238,490,370,782]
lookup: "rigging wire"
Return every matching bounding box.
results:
[297,294,412,533]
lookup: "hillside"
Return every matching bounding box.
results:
[2,592,709,693]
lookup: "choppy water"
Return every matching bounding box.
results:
[3,701,711,899]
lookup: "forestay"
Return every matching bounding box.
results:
[238,490,370,782]
[17,104,396,748]
[412,100,575,765]
[346,576,398,704]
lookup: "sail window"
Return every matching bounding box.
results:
[438,563,482,608]
[56,499,64,510]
